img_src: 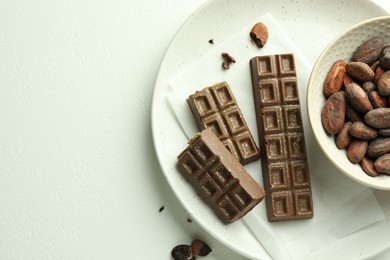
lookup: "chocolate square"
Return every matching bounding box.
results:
[188,82,260,164]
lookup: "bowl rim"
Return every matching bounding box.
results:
[307,15,390,190]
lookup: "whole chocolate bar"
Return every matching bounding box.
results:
[177,129,265,223]
[187,81,260,165]
[250,54,313,221]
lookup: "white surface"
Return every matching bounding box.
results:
[307,16,390,190]
[0,1,390,260]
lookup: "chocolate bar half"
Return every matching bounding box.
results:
[250,54,313,221]
[177,129,265,223]
[187,82,260,165]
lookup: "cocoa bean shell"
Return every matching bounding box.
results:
[171,245,193,260]
[250,22,268,48]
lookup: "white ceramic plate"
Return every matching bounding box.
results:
[151,0,389,259]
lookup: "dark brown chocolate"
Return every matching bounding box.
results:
[177,129,265,223]
[187,82,260,165]
[250,54,313,222]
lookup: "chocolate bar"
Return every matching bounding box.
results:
[177,129,265,223]
[187,82,260,165]
[250,54,313,221]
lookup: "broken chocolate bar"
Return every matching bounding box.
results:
[187,82,260,165]
[250,54,313,221]
[177,129,265,223]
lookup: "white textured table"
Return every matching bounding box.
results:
[1,1,389,259]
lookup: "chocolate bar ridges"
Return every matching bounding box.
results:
[177,129,265,223]
[187,82,260,165]
[250,54,313,221]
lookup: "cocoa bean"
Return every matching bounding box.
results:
[345,104,363,122]
[360,156,379,177]
[377,70,390,96]
[349,121,378,140]
[343,73,353,89]
[374,66,385,85]
[368,90,389,108]
[336,121,352,149]
[364,108,390,129]
[362,82,376,93]
[380,48,390,70]
[378,128,390,136]
[321,91,346,134]
[324,59,346,97]
[346,62,374,82]
[347,139,368,164]
[370,60,381,72]
[366,137,390,158]
[351,36,384,65]
[345,82,373,114]
[374,154,390,174]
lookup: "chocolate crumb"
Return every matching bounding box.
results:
[221,52,236,70]
[222,61,230,70]
[159,205,165,213]
[208,39,214,44]
[221,52,236,63]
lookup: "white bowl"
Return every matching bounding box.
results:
[307,16,390,190]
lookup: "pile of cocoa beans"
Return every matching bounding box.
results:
[321,36,390,177]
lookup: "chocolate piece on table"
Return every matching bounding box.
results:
[187,82,260,165]
[177,129,265,223]
[250,54,313,222]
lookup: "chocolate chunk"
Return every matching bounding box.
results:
[250,54,313,222]
[187,82,260,164]
[177,129,265,223]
